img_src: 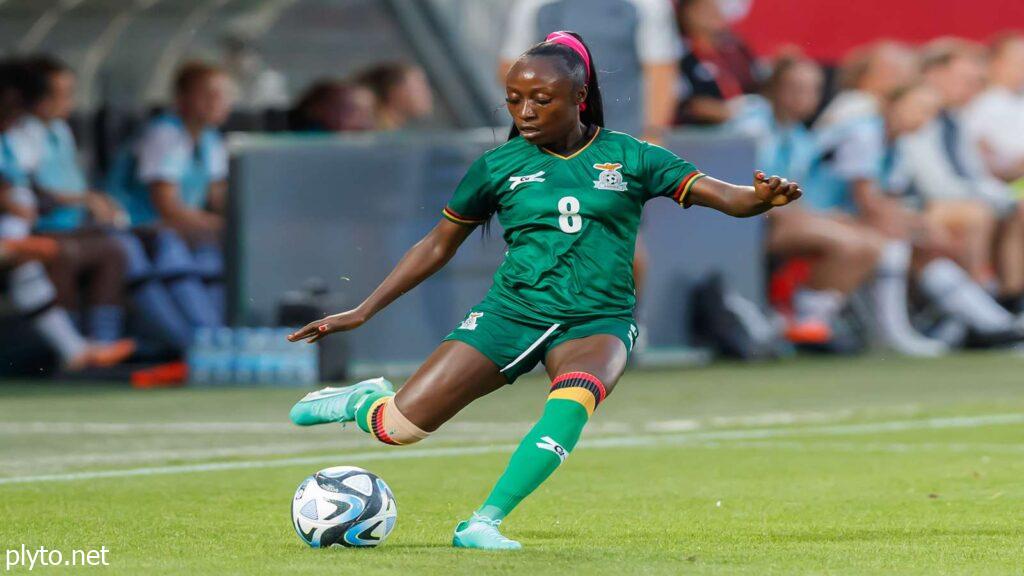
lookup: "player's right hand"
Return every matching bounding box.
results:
[288,309,367,344]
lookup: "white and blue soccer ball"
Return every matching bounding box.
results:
[291,466,397,548]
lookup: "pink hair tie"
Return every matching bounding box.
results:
[545,31,590,111]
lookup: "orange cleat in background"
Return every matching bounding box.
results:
[131,362,188,389]
[784,319,833,344]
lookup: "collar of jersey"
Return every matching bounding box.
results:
[540,126,601,160]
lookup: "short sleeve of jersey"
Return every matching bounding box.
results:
[137,122,190,184]
[442,155,498,226]
[639,142,704,206]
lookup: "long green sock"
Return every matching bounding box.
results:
[476,372,605,521]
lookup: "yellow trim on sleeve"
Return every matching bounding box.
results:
[442,207,485,226]
[677,172,706,206]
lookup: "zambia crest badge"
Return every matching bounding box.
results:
[459,312,483,331]
[593,162,628,191]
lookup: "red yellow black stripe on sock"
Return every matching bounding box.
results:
[672,171,706,206]
[442,206,487,226]
[548,371,607,417]
[367,397,402,445]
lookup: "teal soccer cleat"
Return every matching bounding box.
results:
[288,377,393,426]
[452,514,522,550]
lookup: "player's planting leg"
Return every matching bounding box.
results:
[453,371,606,551]
[455,332,627,550]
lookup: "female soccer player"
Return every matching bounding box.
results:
[288,31,801,550]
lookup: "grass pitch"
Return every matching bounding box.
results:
[2,352,1024,575]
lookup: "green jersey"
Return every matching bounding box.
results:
[443,127,704,324]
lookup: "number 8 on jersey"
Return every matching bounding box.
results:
[558,196,581,233]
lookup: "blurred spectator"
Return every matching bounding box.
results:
[674,0,761,125]
[13,56,198,353]
[813,63,1023,349]
[816,41,919,129]
[499,0,682,140]
[0,59,133,370]
[354,63,434,131]
[831,42,999,288]
[964,32,1024,185]
[902,38,1024,309]
[110,61,232,239]
[7,56,131,346]
[221,34,289,111]
[886,82,1024,342]
[813,40,1016,354]
[884,83,996,288]
[288,80,376,133]
[14,56,122,233]
[730,57,885,344]
[107,61,232,326]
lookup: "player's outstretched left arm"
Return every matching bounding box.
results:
[687,170,801,218]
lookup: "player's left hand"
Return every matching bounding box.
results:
[754,171,802,207]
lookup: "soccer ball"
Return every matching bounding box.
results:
[291,466,397,548]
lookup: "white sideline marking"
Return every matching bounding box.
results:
[0,409,914,470]
[0,407,919,435]
[0,413,1022,486]
[0,420,632,436]
[3,440,371,469]
[0,422,298,434]
[686,440,1024,454]
[637,413,1024,443]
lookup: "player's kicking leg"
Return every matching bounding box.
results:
[289,340,505,443]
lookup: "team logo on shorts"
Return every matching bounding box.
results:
[508,171,546,190]
[459,312,484,331]
[536,435,568,462]
[593,162,628,191]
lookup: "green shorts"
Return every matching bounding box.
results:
[443,305,638,383]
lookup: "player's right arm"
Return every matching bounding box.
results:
[288,219,475,343]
